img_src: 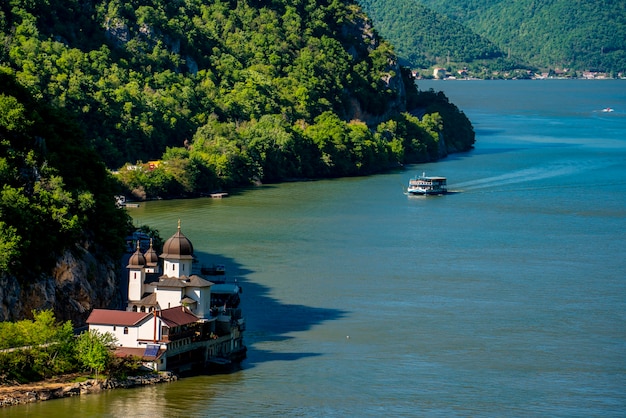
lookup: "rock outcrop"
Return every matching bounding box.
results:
[0,243,122,326]
[0,373,178,408]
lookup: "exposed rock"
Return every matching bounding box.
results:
[341,13,406,125]
[186,55,199,75]
[0,243,122,326]
[104,18,130,47]
[0,373,177,408]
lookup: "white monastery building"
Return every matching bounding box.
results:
[86,221,246,373]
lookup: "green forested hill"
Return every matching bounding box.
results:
[362,0,626,74]
[0,0,474,203]
[0,71,130,276]
[357,0,507,69]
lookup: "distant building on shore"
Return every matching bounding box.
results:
[433,67,447,79]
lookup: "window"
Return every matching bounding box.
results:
[132,305,137,312]
[140,306,146,312]
[124,327,129,335]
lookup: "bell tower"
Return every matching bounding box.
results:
[127,241,146,302]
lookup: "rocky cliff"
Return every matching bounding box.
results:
[0,244,122,326]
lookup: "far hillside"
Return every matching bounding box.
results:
[360,0,626,76]
[357,0,519,76]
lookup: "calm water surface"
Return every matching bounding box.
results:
[5,80,626,417]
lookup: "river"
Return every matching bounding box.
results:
[3,80,625,417]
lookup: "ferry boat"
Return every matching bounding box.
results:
[407,172,447,195]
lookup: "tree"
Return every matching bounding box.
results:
[75,330,117,379]
[0,311,78,382]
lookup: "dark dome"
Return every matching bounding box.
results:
[144,239,159,266]
[160,221,194,260]
[127,242,146,268]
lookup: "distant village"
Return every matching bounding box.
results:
[416,67,625,80]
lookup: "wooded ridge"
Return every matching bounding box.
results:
[359,0,626,76]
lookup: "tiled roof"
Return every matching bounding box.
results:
[180,296,197,305]
[87,309,151,326]
[159,306,199,327]
[157,275,214,288]
[137,292,157,305]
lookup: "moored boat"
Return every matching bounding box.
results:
[407,172,447,195]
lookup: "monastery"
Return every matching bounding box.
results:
[86,221,246,373]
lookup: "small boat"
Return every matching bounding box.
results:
[201,264,226,276]
[407,172,447,195]
[602,107,614,112]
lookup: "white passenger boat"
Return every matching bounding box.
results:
[407,172,447,195]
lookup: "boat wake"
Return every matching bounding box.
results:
[453,161,605,192]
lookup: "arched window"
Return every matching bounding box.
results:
[140,306,146,312]
[132,305,137,312]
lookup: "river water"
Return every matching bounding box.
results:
[4,80,625,417]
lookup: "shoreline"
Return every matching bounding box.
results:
[0,372,178,408]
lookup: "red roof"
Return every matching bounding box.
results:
[159,306,199,327]
[87,309,151,326]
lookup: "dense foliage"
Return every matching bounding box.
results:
[0,310,132,383]
[1,0,474,201]
[357,0,507,69]
[363,0,626,74]
[75,330,118,379]
[0,71,131,276]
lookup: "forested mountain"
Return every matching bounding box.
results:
[361,0,626,74]
[357,0,510,70]
[1,0,474,201]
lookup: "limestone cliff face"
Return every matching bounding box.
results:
[342,13,407,126]
[0,245,122,326]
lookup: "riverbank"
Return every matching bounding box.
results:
[0,372,177,408]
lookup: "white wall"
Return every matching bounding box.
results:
[163,259,193,278]
[89,323,141,348]
[128,268,145,301]
[156,287,183,309]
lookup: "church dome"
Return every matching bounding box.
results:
[144,239,159,266]
[160,221,194,260]
[127,242,146,268]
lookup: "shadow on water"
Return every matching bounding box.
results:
[193,250,348,369]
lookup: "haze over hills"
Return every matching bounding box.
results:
[359,0,626,77]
